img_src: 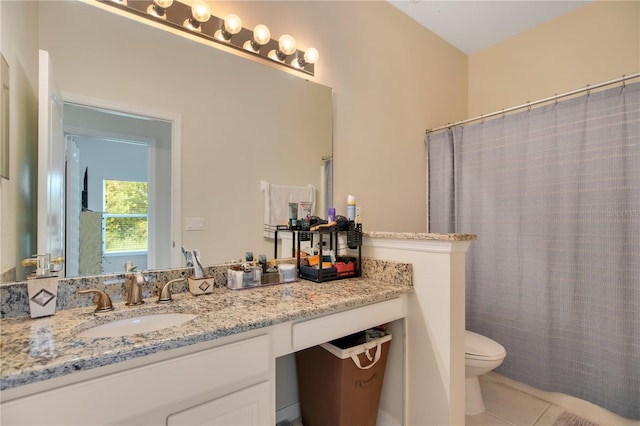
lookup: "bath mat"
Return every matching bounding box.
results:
[553,411,601,426]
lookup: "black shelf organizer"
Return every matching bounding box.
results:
[273,223,362,283]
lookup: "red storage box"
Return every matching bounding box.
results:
[334,261,355,277]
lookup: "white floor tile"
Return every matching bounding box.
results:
[479,376,551,426]
[535,405,566,426]
[466,411,515,426]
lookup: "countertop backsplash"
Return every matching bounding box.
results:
[0,258,410,319]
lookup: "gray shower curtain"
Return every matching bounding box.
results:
[427,82,640,419]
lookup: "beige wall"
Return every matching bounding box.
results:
[309,2,468,234]
[468,0,639,117]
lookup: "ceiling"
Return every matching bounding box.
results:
[388,0,591,54]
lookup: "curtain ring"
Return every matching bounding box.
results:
[554,94,558,106]
[586,84,591,97]
[501,109,505,119]
[527,102,531,112]
[622,74,626,90]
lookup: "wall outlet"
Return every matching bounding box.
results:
[355,207,362,219]
[185,217,205,231]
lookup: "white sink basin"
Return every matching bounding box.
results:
[77,313,197,338]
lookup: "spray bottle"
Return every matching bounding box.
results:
[347,195,356,221]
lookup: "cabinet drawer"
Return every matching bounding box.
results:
[292,297,406,351]
[167,381,271,425]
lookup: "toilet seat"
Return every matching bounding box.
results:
[465,330,506,361]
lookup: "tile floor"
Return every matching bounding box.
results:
[287,374,607,426]
[466,375,598,426]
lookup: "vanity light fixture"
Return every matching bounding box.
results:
[147,0,173,19]
[183,0,211,32]
[243,24,271,53]
[214,14,242,42]
[99,0,317,76]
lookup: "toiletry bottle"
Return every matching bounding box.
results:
[328,207,336,222]
[288,203,298,227]
[347,195,356,221]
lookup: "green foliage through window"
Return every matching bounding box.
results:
[103,180,148,253]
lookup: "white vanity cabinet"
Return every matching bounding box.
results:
[2,296,409,425]
[1,334,274,425]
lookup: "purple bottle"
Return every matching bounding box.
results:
[328,207,336,222]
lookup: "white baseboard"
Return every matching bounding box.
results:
[276,404,401,426]
[276,402,300,424]
[377,409,402,426]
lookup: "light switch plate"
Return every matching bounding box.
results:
[186,217,205,231]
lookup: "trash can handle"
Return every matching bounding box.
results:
[356,373,378,387]
[350,342,382,370]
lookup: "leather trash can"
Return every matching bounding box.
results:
[295,331,391,426]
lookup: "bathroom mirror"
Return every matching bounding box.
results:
[0,1,332,283]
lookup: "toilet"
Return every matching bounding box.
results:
[465,330,507,415]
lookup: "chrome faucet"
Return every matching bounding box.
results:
[157,278,187,303]
[22,254,65,278]
[125,272,145,306]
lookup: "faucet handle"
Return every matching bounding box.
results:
[78,289,114,313]
[157,278,186,303]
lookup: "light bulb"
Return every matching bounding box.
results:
[278,35,296,56]
[244,24,271,52]
[303,48,319,64]
[191,0,211,23]
[253,24,271,46]
[154,0,173,8]
[147,0,173,18]
[224,14,242,35]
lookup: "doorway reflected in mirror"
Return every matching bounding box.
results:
[64,103,173,278]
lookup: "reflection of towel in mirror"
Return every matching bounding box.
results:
[261,181,315,238]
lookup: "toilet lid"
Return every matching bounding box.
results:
[465,330,506,360]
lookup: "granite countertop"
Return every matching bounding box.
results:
[364,231,477,241]
[0,275,412,391]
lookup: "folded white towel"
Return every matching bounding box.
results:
[261,181,315,238]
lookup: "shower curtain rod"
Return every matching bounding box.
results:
[425,72,640,135]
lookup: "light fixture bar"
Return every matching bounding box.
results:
[99,0,315,76]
